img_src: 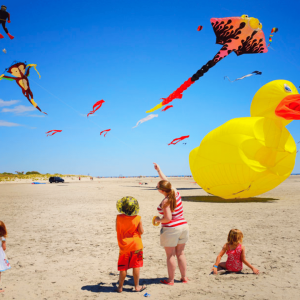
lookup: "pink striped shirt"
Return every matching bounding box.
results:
[157,191,187,228]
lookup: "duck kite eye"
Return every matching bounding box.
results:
[284,84,292,93]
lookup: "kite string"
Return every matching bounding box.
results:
[31,79,141,153]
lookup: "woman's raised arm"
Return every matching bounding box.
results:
[153,163,168,181]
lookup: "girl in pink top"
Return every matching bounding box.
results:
[212,229,259,275]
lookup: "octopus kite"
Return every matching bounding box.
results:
[147,15,268,113]
[0,62,47,114]
[46,130,62,137]
[100,129,111,137]
[87,100,105,117]
[168,135,189,145]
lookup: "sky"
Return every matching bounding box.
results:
[0,0,300,176]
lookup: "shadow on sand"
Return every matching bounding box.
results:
[182,195,279,203]
[81,275,168,293]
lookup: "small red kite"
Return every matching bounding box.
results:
[87,100,105,117]
[100,129,111,137]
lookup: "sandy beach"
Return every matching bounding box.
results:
[0,176,300,299]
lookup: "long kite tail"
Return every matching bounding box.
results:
[146,49,223,113]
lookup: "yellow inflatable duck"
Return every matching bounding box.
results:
[189,80,300,199]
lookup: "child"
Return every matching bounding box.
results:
[116,196,146,293]
[0,221,11,293]
[212,229,259,275]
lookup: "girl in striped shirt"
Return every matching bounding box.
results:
[153,163,189,285]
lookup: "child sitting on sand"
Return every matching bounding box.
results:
[116,196,146,292]
[212,229,259,275]
[0,221,11,293]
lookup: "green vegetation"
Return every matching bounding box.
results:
[25,171,41,175]
[0,172,89,182]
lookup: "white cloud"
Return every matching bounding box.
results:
[2,105,36,114]
[0,120,22,127]
[0,99,20,107]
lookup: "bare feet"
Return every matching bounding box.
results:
[135,285,147,292]
[0,289,4,293]
[116,286,122,293]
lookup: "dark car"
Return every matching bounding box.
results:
[49,176,64,183]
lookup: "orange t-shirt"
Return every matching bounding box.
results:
[116,214,143,255]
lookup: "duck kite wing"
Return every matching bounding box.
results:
[224,71,262,82]
[146,15,268,113]
[132,114,158,128]
[100,129,111,137]
[168,135,189,145]
[46,130,62,136]
[87,100,105,117]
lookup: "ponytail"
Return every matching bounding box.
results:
[158,180,177,212]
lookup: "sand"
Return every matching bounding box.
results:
[0,176,300,299]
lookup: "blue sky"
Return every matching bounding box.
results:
[1,0,300,176]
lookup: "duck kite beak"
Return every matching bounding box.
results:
[275,94,300,120]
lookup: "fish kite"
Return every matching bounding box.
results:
[224,71,262,82]
[100,129,111,137]
[168,135,189,145]
[2,48,6,53]
[46,130,62,137]
[197,25,203,31]
[132,114,158,128]
[267,27,278,47]
[0,5,14,39]
[87,100,105,117]
[146,15,267,113]
[162,105,173,112]
[0,62,46,114]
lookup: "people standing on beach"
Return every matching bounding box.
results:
[153,163,189,285]
[212,229,260,275]
[0,221,11,293]
[116,196,146,293]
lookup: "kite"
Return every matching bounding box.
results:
[100,129,111,137]
[146,15,268,113]
[183,143,187,145]
[161,105,173,112]
[197,25,203,31]
[87,100,105,117]
[267,27,278,47]
[0,5,14,39]
[190,80,299,199]
[224,71,262,82]
[132,114,158,128]
[2,48,6,53]
[46,130,62,136]
[0,62,46,114]
[168,135,189,145]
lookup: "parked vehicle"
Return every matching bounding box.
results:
[49,177,64,183]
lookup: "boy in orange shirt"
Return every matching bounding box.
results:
[116,196,146,293]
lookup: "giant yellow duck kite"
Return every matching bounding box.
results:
[189,80,300,199]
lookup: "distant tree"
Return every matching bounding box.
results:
[1,172,14,175]
[26,171,41,175]
[15,171,24,175]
